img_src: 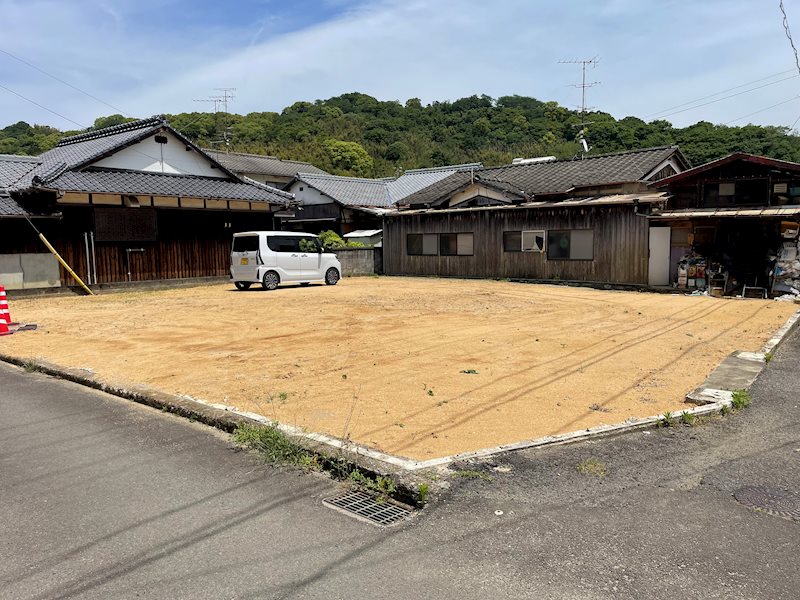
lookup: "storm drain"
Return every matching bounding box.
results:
[733,486,800,521]
[323,490,412,527]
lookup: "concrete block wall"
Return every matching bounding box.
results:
[335,248,383,276]
[0,253,61,290]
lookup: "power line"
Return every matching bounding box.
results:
[645,69,796,118]
[780,0,800,76]
[0,47,130,116]
[0,82,86,128]
[724,95,800,125]
[651,75,799,121]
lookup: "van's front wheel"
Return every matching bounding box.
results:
[262,271,280,291]
[234,281,251,291]
[325,268,340,286]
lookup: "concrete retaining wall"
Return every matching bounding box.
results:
[335,247,383,276]
[0,253,61,290]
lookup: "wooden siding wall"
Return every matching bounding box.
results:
[0,207,273,285]
[383,206,650,284]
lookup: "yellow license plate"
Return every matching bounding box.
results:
[240,258,249,265]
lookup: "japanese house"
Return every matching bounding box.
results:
[204,149,328,188]
[282,164,482,235]
[649,152,800,297]
[383,146,690,285]
[0,116,294,289]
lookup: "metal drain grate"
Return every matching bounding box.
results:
[323,490,412,527]
[733,486,800,521]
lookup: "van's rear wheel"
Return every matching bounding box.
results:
[234,281,251,291]
[262,271,280,291]
[325,268,340,286]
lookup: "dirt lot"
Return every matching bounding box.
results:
[3,278,796,460]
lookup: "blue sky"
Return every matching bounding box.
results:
[2,0,800,131]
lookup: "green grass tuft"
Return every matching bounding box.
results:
[233,423,317,468]
[731,389,751,410]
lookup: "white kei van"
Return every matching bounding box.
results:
[230,231,342,290]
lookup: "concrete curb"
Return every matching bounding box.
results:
[3,309,798,475]
[0,353,426,504]
[686,309,800,405]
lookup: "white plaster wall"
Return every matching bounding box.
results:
[286,181,331,206]
[447,184,508,207]
[94,131,223,177]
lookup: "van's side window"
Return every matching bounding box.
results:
[267,236,299,253]
[232,236,259,252]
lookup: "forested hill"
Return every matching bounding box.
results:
[3,92,800,177]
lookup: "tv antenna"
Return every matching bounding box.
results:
[559,56,600,158]
[214,88,236,151]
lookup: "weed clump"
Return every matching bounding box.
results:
[233,423,317,469]
[576,458,609,477]
[731,389,751,410]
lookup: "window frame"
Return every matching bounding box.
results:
[407,233,438,256]
[521,230,546,253]
[439,232,474,256]
[503,231,522,252]
[547,229,594,261]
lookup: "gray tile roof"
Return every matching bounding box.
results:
[0,155,45,217]
[401,172,529,207]
[0,154,41,188]
[0,193,26,216]
[205,150,328,177]
[41,169,292,203]
[0,117,293,209]
[296,173,392,207]
[32,117,166,180]
[387,164,481,202]
[478,146,682,195]
[295,163,484,208]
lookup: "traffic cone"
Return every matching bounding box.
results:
[0,286,14,327]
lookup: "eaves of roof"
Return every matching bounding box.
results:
[651,152,800,187]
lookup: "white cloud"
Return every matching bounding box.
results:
[1,0,798,130]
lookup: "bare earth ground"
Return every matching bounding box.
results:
[3,278,796,460]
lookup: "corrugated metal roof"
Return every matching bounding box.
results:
[387,192,669,217]
[652,206,800,218]
[343,229,382,237]
[205,150,328,177]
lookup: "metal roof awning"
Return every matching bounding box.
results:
[651,206,800,219]
[344,229,382,237]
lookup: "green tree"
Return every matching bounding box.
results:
[322,139,373,176]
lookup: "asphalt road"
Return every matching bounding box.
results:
[1,327,799,599]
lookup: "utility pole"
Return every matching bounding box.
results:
[559,56,600,158]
